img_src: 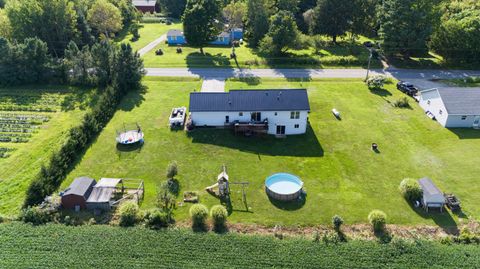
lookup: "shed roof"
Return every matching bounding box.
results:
[423,88,480,115]
[189,89,310,112]
[418,177,445,204]
[63,177,96,197]
[86,187,115,203]
[167,29,184,37]
[132,0,156,7]
[95,178,122,188]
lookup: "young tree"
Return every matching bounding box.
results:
[166,161,178,180]
[379,0,433,57]
[91,41,115,87]
[182,0,222,54]
[112,43,144,94]
[259,10,299,55]
[311,0,354,43]
[244,0,269,47]
[87,0,123,39]
[0,9,11,39]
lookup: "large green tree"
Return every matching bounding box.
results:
[87,0,123,39]
[259,10,298,55]
[311,0,354,43]
[223,1,247,29]
[5,0,77,57]
[379,0,434,56]
[244,0,269,47]
[430,0,480,64]
[182,0,222,54]
[158,0,187,18]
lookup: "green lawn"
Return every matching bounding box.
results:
[1,223,479,268]
[63,77,480,227]
[115,22,182,51]
[0,85,94,216]
[139,25,381,69]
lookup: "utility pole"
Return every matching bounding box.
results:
[365,48,373,81]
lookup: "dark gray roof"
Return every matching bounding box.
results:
[189,89,310,112]
[167,29,183,37]
[63,177,96,197]
[437,88,480,115]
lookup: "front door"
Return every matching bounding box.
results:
[474,116,480,128]
[276,125,285,135]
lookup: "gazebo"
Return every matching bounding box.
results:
[418,177,445,212]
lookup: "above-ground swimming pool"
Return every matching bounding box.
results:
[265,173,304,201]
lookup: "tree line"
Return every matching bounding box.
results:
[161,0,480,64]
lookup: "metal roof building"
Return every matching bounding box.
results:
[418,177,445,212]
[189,89,310,112]
[61,177,96,210]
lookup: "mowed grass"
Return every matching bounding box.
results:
[0,85,94,216]
[63,77,480,227]
[115,22,182,51]
[141,26,381,69]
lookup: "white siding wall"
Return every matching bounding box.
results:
[190,110,308,135]
[445,115,478,128]
[419,90,449,127]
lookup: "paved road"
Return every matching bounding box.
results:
[138,34,166,56]
[145,67,480,81]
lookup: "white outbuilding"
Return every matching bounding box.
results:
[189,89,310,136]
[418,177,445,212]
[418,88,480,128]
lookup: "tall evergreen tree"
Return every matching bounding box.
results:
[158,0,187,18]
[244,0,269,47]
[182,0,222,54]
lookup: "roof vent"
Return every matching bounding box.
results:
[228,100,232,105]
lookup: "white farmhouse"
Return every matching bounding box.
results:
[418,88,480,128]
[189,89,310,136]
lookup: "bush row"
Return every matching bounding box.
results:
[189,204,228,232]
[24,43,144,207]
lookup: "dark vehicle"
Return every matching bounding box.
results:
[396,81,418,96]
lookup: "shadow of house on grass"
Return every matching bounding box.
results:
[188,125,323,157]
[449,128,480,140]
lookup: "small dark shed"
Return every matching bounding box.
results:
[61,177,96,210]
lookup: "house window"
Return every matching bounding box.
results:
[290,111,300,119]
[461,116,467,120]
[239,112,243,116]
[427,100,431,105]
[294,124,299,128]
[274,112,278,116]
[439,109,443,115]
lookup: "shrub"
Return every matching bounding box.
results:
[210,205,228,231]
[312,230,321,242]
[166,161,178,180]
[366,75,387,90]
[332,215,344,231]
[322,231,341,244]
[145,209,169,229]
[189,204,208,228]
[456,227,480,244]
[19,206,51,225]
[311,35,326,54]
[399,178,423,202]
[394,97,411,108]
[118,201,139,227]
[368,210,387,232]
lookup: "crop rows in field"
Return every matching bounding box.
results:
[0,93,65,112]
[0,114,51,145]
[0,147,16,158]
[0,223,478,268]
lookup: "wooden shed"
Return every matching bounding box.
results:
[61,177,96,210]
[418,177,445,212]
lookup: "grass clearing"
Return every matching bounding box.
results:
[115,22,182,51]
[0,85,95,216]
[63,77,480,227]
[0,223,478,268]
